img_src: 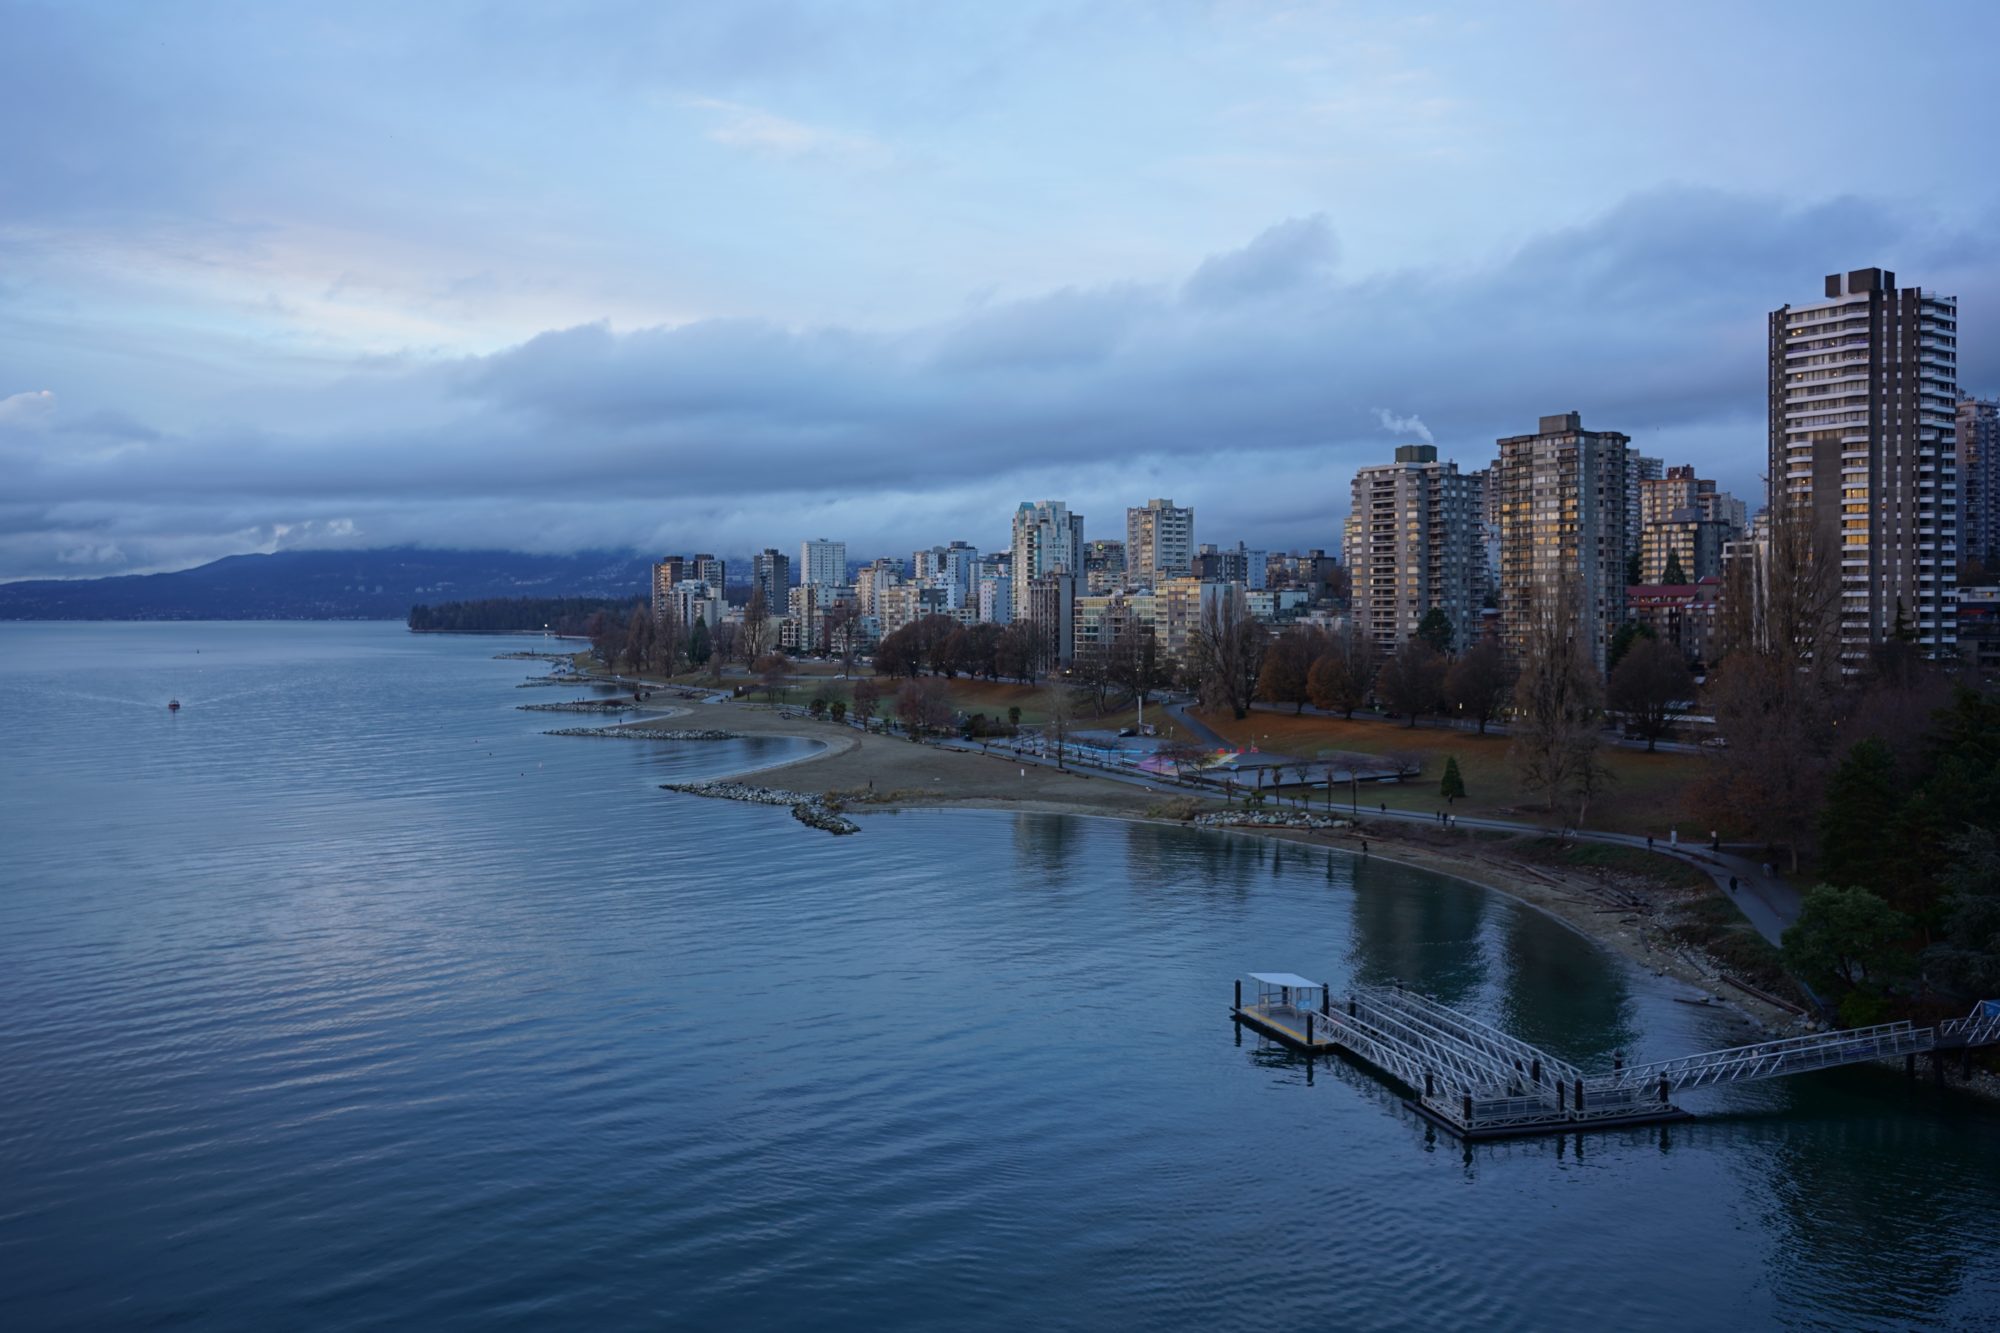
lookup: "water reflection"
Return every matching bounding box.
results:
[1344,862,1488,1004]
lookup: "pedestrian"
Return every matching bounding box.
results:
[1729,875,1737,893]
[1361,838,1368,856]
[1646,835,1654,851]
[1762,862,1773,877]
[1669,828,1678,846]
[1711,829,1720,851]
[1380,802,1386,813]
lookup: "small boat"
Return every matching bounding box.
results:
[168,699,181,712]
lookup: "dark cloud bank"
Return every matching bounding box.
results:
[5,185,1996,581]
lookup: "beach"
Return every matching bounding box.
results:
[581,685,1808,1034]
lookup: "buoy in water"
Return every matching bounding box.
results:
[168,700,181,712]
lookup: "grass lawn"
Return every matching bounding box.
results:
[749,675,1143,729]
[1190,709,1706,837]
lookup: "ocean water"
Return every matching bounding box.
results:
[1,621,1995,1330]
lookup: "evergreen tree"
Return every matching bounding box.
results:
[686,618,712,665]
[1415,607,1455,655]
[1818,738,1902,892]
[1440,755,1466,804]
[1624,550,1642,587]
[1661,550,1687,585]
[1606,620,1654,673]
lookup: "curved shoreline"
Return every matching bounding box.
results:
[613,699,1800,1034]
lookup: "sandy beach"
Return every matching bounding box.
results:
[591,690,1804,1035]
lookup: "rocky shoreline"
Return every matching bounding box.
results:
[1194,811,1355,832]
[547,726,741,740]
[518,699,633,713]
[660,779,861,835]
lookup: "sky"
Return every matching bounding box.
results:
[4,0,1999,581]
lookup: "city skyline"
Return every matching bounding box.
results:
[3,4,2000,581]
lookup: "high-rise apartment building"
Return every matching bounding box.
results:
[691,554,725,590]
[1125,498,1193,587]
[1084,540,1127,593]
[799,538,846,588]
[1493,412,1634,670]
[751,549,791,611]
[650,556,686,619]
[1626,453,1663,559]
[1770,267,1958,655]
[977,575,1012,625]
[1011,501,1084,621]
[1025,573,1076,665]
[1960,396,1999,572]
[1344,443,1489,655]
[1638,465,1744,584]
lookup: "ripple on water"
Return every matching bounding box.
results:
[1,623,1997,1331]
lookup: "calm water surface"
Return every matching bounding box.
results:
[1,622,1996,1330]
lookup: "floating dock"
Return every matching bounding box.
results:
[1233,976,2000,1141]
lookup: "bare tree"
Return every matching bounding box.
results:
[823,603,860,673]
[1071,643,1113,713]
[1256,625,1327,713]
[739,587,774,663]
[851,676,882,731]
[654,601,685,676]
[1105,624,1165,708]
[707,622,737,685]
[1607,636,1695,751]
[895,677,953,738]
[1697,501,1843,869]
[1509,576,1608,817]
[1443,637,1510,734]
[1043,683,1082,768]
[996,621,1049,684]
[754,653,790,704]
[1187,587,1268,719]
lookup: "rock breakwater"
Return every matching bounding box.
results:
[518,699,632,713]
[546,727,740,740]
[1194,811,1353,831]
[661,780,860,835]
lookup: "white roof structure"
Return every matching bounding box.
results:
[1248,972,1321,989]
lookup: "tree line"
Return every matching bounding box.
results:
[408,596,630,635]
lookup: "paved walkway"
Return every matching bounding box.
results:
[958,710,1803,946]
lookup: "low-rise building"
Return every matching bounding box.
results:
[1626,578,1722,668]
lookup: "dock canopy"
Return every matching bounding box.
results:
[1249,972,1321,990]
[1243,972,1328,1014]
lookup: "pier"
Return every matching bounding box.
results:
[1234,978,2000,1140]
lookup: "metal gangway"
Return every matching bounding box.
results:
[1233,975,2000,1141]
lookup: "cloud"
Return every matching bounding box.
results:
[686,97,895,168]
[1182,216,1339,306]
[3,185,1995,581]
[0,389,56,427]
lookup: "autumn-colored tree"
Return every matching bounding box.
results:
[1256,625,1327,713]
[1306,632,1375,719]
[1374,638,1447,728]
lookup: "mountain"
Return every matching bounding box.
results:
[0,548,655,620]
